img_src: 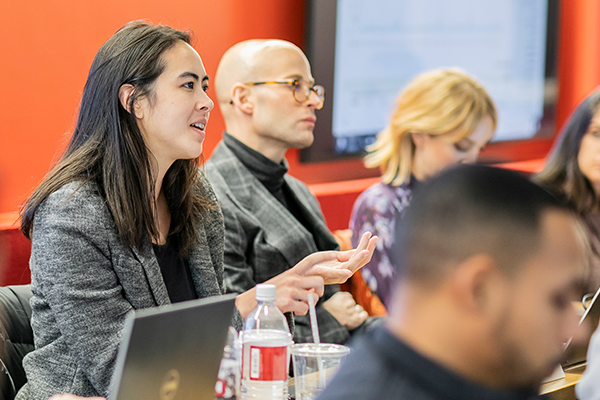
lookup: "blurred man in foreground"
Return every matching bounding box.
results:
[319,165,588,400]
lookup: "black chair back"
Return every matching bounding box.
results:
[0,285,33,400]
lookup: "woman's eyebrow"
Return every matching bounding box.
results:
[589,123,600,130]
[178,72,200,81]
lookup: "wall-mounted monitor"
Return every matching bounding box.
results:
[302,0,560,164]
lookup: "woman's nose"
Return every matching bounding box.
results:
[469,147,483,163]
[460,150,480,165]
[197,92,214,112]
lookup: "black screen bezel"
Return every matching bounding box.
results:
[301,0,561,164]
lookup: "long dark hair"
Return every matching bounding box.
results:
[21,21,214,255]
[534,89,600,215]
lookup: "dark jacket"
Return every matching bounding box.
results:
[318,326,540,400]
[205,140,351,344]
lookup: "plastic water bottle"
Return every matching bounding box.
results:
[240,284,292,400]
[215,326,240,399]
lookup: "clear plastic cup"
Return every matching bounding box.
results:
[290,343,351,400]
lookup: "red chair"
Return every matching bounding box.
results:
[0,213,31,286]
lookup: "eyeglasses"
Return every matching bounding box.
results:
[243,79,325,109]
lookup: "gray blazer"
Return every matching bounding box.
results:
[17,175,242,400]
[205,141,350,345]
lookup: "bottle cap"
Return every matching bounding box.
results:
[255,284,277,302]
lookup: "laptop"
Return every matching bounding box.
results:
[562,286,600,368]
[109,294,237,400]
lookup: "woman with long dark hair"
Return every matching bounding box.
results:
[17,21,374,399]
[535,89,600,294]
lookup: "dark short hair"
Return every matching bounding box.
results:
[394,165,569,282]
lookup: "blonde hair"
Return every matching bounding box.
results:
[365,68,498,186]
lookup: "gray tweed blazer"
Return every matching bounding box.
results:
[205,140,351,345]
[17,175,242,400]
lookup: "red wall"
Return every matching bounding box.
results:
[1,0,600,228]
[0,0,307,215]
[1,0,600,284]
[557,1,600,129]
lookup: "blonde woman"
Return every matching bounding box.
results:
[349,69,497,306]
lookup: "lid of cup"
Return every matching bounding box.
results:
[290,343,351,357]
[255,284,277,302]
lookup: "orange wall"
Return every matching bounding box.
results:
[2,0,600,218]
[0,0,306,214]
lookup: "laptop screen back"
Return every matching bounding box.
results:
[109,294,237,400]
[562,288,600,368]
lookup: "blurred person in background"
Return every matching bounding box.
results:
[535,88,600,295]
[537,88,600,400]
[349,69,497,307]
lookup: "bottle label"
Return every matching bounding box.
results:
[214,358,239,399]
[245,345,287,381]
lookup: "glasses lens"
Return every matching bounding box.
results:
[292,81,325,108]
[293,80,310,103]
[313,85,325,109]
[314,85,325,101]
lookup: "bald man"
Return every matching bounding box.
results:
[318,166,589,400]
[205,40,371,344]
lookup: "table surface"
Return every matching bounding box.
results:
[539,363,585,400]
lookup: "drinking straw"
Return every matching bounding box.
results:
[308,292,320,344]
[308,292,326,389]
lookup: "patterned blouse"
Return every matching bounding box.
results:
[349,179,418,307]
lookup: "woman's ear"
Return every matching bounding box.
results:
[118,84,140,117]
[411,132,426,149]
[230,83,254,115]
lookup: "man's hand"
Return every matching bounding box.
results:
[323,291,368,330]
[305,232,378,284]
[235,233,377,320]
[236,252,328,319]
[267,268,324,316]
